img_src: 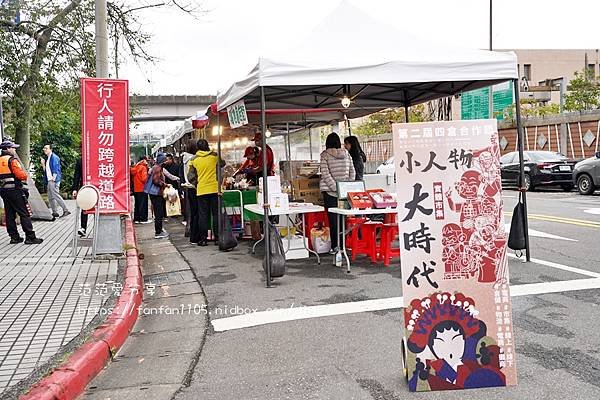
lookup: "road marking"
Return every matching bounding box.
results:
[504,223,576,242]
[507,253,600,278]
[527,213,600,228]
[212,297,403,332]
[211,277,600,332]
[584,208,600,215]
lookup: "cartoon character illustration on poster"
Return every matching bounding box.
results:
[445,170,485,235]
[472,136,502,198]
[405,292,506,392]
[444,149,508,283]
[442,223,468,279]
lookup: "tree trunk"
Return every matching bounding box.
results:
[14,99,31,168]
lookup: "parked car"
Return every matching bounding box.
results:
[500,151,577,191]
[376,156,395,176]
[573,152,600,195]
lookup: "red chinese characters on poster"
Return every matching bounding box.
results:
[81,78,130,214]
[392,120,516,392]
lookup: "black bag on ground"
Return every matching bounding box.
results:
[218,206,238,252]
[508,193,527,250]
[263,219,286,278]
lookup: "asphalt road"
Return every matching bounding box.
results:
[167,189,600,400]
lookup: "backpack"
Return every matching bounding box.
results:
[143,169,160,196]
[263,219,286,278]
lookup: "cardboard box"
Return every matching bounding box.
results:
[282,235,310,260]
[292,177,320,192]
[294,188,323,206]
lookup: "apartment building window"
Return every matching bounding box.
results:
[587,63,595,79]
[523,64,532,81]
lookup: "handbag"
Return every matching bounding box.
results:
[508,191,527,250]
[218,204,238,251]
[143,172,160,196]
[263,219,286,278]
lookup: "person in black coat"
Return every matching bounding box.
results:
[71,158,88,237]
[344,136,367,181]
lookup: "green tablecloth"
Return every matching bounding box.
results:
[222,189,261,221]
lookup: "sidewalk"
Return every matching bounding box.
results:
[0,201,119,397]
[83,220,207,399]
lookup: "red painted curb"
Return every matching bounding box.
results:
[20,217,143,400]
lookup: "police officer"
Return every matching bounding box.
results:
[0,140,43,244]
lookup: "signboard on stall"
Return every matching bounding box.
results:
[81,78,130,214]
[227,99,248,128]
[392,120,516,392]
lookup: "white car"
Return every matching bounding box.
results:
[376,156,395,176]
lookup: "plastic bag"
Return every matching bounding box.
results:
[310,226,331,254]
[219,206,238,251]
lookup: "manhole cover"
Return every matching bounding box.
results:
[144,270,194,286]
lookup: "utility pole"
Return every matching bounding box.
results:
[488,0,494,119]
[95,0,109,78]
[94,0,123,255]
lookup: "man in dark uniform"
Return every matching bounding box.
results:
[0,140,43,244]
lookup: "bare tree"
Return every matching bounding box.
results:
[0,0,204,166]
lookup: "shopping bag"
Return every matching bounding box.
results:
[508,192,527,250]
[166,196,182,217]
[219,206,238,251]
[310,225,331,254]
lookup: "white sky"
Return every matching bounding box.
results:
[124,0,600,137]
[121,0,600,97]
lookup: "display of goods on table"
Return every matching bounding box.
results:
[347,192,373,209]
[367,189,398,208]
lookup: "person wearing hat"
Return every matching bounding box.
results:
[0,140,43,244]
[234,146,259,186]
[251,131,275,177]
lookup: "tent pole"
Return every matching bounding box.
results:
[513,78,531,261]
[308,127,313,160]
[404,105,409,123]
[286,122,292,183]
[260,86,272,287]
[217,110,222,245]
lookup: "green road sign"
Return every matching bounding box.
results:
[461,82,513,120]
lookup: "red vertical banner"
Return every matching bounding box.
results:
[392,120,517,392]
[81,78,130,214]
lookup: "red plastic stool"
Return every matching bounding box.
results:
[379,223,400,266]
[347,218,381,263]
[384,213,397,224]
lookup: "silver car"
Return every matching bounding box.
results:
[573,152,600,195]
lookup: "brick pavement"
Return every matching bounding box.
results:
[0,201,118,394]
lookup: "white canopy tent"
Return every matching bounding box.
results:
[217,3,518,112]
[215,2,529,286]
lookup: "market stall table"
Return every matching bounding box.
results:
[328,207,399,273]
[244,203,324,264]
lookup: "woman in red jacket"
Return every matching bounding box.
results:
[130,156,150,223]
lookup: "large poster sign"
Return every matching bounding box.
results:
[81,78,130,214]
[392,120,516,392]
